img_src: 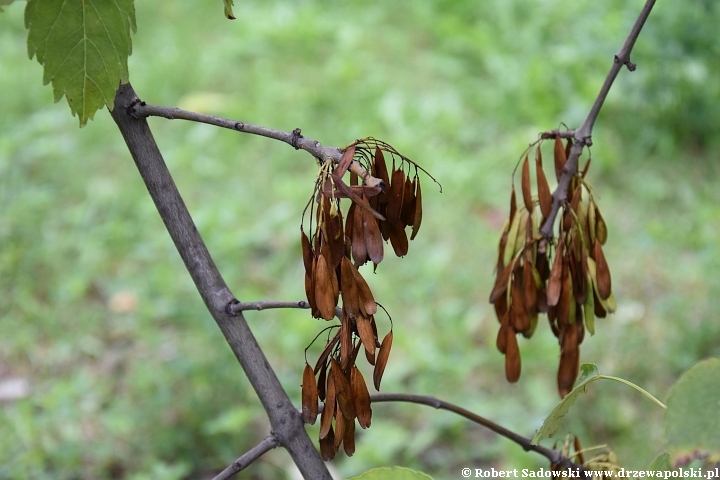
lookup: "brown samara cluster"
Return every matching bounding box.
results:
[300,138,430,459]
[490,137,615,397]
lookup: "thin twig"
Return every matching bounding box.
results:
[133,102,353,167]
[539,0,656,239]
[371,393,585,472]
[228,300,312,314]
[227,299,342,319]
[212,434,280,480]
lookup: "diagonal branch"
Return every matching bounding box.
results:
[371,393,585,472]
[110,83,332,480]
[539,0,656,239]
[212,434,280,480]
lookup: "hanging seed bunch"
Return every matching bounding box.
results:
[489,136,615,397]
[300,138,438,459]
[301,313,393,460]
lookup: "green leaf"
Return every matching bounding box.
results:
[648,453,672,471]
[223,0,235,19]
[532,363,600,444]
[663,358,720,453]
[25,0,136,126]
[532,363,666,445]
[348,467,434,480]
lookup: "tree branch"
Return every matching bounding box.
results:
[133,102,351,166]
[371,393,585,472]
[228,299,313,314]
[212,434,280,480]
[110,83,331,480]
[539,0,656,239]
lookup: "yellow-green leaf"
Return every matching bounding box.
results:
[348,467,434,480]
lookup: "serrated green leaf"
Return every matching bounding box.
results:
[663,358,720,453]
[648,453,672,471]
[25,0,136,126]
[533,364,665,445]
[223,0,235,19]
[348,467,434,480]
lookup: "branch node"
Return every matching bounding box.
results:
[625,60,637,71]
[235,122,245,131]
[290,128,303,150]
[126,98,143,118]
[226,298,241,316]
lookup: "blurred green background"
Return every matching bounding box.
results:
[1,0,719,478]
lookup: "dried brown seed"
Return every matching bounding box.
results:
[361,197,384,265]
[510,275,530,333]
[330,359,356,420]
[352,197,369,266]
[319,425,335,461]
[595,206,608,245]
[314,255,337,320]
[523,259,538,315]
[355,314,376,357]
[336,146,355,178]
[388,219,409,257]
[301,228,314,277]
[505,327,521,383]
[557,349,578,398]
[554,136,567,183]
[340,313,352,370]
[341,257,361,318]
[496,313,509,353]
[521,155,533,212]
[319,375,336,439]
[547,238,564,307]
[373,148,390,198]
[592,238,612,300]
[317,360,328,401]
[489,262,513,304]
[351,366,372,429]
[364,344,375,366]
[400,176,416,226]
[536,159,552,219]
[386,167,406,225]
[302,363,319,425]
[410,179,423,240]
[557,257,572,329]
[593,288,607,319]
[373,331,393,391]
[509,186,517,225]
[334,410,345,451]
[304,271,318,317]
[348,262,376,316]
[343,417,356,456]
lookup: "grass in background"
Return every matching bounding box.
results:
[1,1,719,478]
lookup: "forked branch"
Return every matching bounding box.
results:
[539,0,656,239]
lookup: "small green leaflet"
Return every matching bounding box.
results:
[348,467,434,480]
[223,0,235,19]
[663,358,720,453]
[25,0,136,126]
[532,364,666,445]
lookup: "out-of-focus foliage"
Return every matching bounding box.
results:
[0,0,719,479]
